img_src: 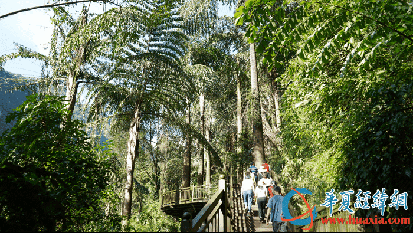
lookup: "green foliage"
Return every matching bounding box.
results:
[340,79,413,231]
[237,0,413,76]
[0,43,48,71]
[85,0,194,131]
[237,0,413,229]
[127,198,180,232]
[0,94,114,231]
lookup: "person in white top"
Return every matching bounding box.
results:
[260,174,273,189]
[241,175,255,215]
[258,166,271,181]
[255,180,268,222]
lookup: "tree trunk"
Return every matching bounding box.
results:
[198,94,205,185]
[150,120,160,198]
[65,74,79,122]
[273,81,282,130]
[182,100,191,188]
[250,43,265,166]
[122,102,141,225]
[159,161,165,205]
[158,107,167,205]
[154,156,160,197]
[236,71,243,184]
[205,105,211,186]
[65,10,88,122]
[236,70,244,184]
[0,0,108,19]
[237,72,242,154]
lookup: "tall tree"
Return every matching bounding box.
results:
[184,62,216,187]
[249,42,265,166]
[187,13,247,182]
[198,92,205,184]
[204,104,212,186]
[83,0,190,225]
[182,99,192,188]
[63,7,89,122]
[0,5,99,124]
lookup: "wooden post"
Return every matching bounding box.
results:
[224,193,230,232]
[160,190,163,207]
[230,166,233,199]
[175,183,180,205]
[218,175,226,232]
[229,166,234,232]
[181,212,192,232]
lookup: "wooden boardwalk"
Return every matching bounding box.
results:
[248,202,274,232]
[161,185,217,219]
[161,181,286,232]
[231,184,274,232]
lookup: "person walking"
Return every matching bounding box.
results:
[268,181,277,198]
[255,181,268,223]
[267,186,284,232]
[249,162,258,184]
[259,166,272,185]
[262,160,270,172]
[241,175,254,216]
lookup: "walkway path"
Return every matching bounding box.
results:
[245,201,274,232]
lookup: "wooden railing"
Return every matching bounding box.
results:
[181,179,232,232]
[230,184,248,232]
[303,198,364,232]
[161,185,217,207]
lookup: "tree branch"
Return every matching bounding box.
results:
[0,0,111,20]
[77,80,95,85]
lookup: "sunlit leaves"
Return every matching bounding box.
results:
[236,0,413,78]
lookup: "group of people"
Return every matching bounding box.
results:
[241,162,286,232]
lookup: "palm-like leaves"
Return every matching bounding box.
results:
[87,0,192,124]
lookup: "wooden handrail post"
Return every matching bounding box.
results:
[160,189,163,207]
[218,175,225,191]
[218,175,226,232]
[181,212,192,232]
[230,166,233,199]
[175,183,179,205]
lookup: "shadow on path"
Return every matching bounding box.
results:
[246,211,256,232]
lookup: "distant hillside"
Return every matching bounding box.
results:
[0,71,108,145]
[0,70,32,135]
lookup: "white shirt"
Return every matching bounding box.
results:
[261,178,272,187]
[255,186,267,198]
[241,178,254,193]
